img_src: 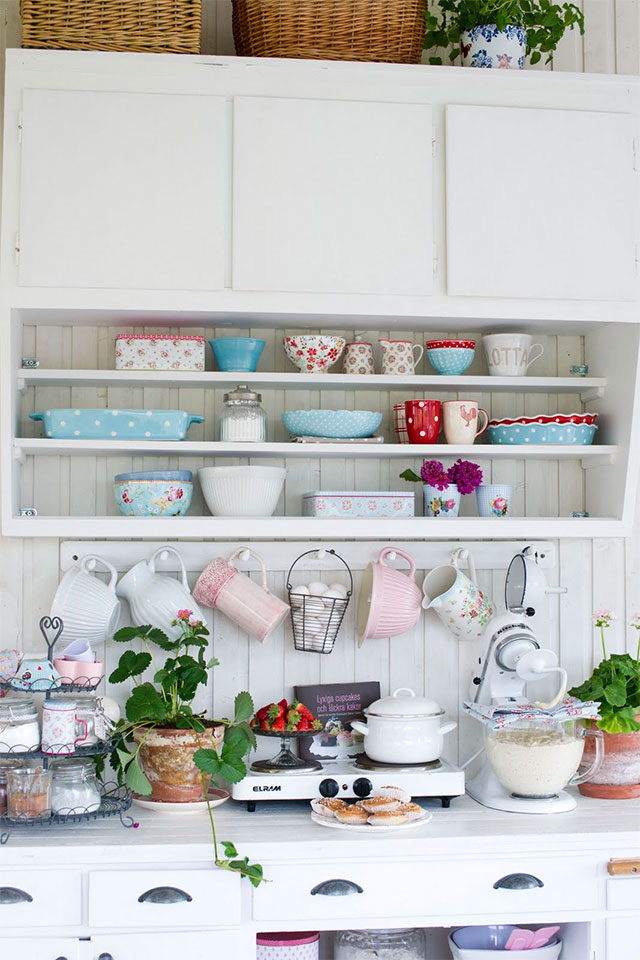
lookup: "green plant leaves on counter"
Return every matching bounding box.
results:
[109,650,152,684]
[569,652,640,733]
[125,683,168,723]
[234,690,254,723]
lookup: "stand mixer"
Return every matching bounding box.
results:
[465,547,581,815]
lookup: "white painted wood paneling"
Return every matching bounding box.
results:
[19,90,228,291]
[232,97,434,295]
[446,105,637,300]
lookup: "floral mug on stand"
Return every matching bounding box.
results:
[343,342,375,375]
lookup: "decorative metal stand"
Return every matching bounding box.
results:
[250,728,322,773]
[0,617,135,842]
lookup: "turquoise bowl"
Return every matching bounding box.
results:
[114,478,193,516]
[487,423,597,445]
[426,347,475,376]
[209,337,265,372]
[282,409,382,439]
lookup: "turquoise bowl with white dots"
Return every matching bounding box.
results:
[487,422,597,445]
[426,346,475,375]
[282,409,383,439]
[30,409,204,440]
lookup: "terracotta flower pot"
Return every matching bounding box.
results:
[133,723,225,803]
[579,718,640,799]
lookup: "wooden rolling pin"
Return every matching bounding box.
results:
[608,858,640,876]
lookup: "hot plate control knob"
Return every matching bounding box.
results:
[353,777,373,798]
[319,778,339,798]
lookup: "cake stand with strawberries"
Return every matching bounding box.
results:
[251,699,323,773]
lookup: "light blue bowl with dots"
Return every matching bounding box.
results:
[282,409,382,439]
[426,346,475,376]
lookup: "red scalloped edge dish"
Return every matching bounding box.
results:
[489,413,598,427]
[426,339,475,350]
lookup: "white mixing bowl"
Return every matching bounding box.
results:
[199,465,286,517]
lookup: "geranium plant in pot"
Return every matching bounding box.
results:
[110,609,263,884]
[424,0,584,69]
[400,458,483,516]
[568,610,640,800]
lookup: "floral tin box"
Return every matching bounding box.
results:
[115,334,205,371]
[302,491,415,518]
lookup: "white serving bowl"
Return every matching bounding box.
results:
[199,465,286,517]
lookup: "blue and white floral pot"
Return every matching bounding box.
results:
[424,484,461,518]
[476,484,513,518]
[460,24,527,69]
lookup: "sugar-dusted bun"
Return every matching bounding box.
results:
[396,801,424,822]
[335,805,369,824]
[368,810,410,826]
[361,795,400,814]
[311,797,349,818]
[377,784,411,804]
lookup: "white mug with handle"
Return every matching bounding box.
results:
[483,333,544,377]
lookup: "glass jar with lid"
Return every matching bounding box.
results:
[335,929,426,960]
[218,384,267,442]
[0,759,25,814]
[0,695,40,753]
[58,693,113,747]
[50,758,101,814]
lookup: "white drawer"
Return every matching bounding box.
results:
[88,869,240,929]
[0,938,81,960]
[253,856,598,922]
[88,931,239,960]
[607,876,640,910]
[0,870,82,927]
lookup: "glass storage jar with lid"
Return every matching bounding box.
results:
[0,695,40,752]
[218,384,267,442]
[50,758,101,814]
[334,929,426,960]
[60,693,112,747]
[0,759,25,814]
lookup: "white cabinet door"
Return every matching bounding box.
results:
[88,931,238,960]
[19,89,228,291]
[0,939,80,960]
[607,918,640,959]
[446,104,637,301]
[232,96,433,295]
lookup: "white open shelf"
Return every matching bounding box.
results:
[5,514,621,539]
[13,438,616,462]
[18,368,606,398]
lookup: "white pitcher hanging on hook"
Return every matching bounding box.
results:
[422,548,494,642]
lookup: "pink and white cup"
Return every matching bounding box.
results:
[443,400,489,444]
[42,699,89,755]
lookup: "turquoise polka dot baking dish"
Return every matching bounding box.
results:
[30,409,204,440]
[488,413,598,445]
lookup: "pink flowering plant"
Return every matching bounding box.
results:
[109,611,263,885]
[400,458,483,494]
[568,609,640,734]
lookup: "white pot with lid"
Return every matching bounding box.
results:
[350,688,457,764]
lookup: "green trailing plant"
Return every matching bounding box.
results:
[568,610,640,734]
[424,0,584,65]
[109,610,264,886]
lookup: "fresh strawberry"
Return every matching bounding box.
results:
[311,719,323,731]
[268,703,284,721]
[286,707,302,727]
[260,719,270,731]
[278,698,288,713]
[255,704,273,722]
[297,717,311,731]
[297,702,315,721]
[271,716,286,732]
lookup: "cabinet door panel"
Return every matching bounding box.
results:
[233,96,433,295]
[19,89,227,291]
[607,918,640,958]
[0,938,80,960]
[88,931,238,960]
[446,104,636,300]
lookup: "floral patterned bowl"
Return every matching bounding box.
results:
[283,335,345,374]
[113,474,193,517]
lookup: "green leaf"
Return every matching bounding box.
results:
[399,468,421,483]
[236,721,258,751]
[206,657,220,669]
[530,50,542,64]
[113,625,149,643]
[147,627,177,651]
[194,747,247,784]
[109,650,152,685]
[125,757,152,795]
[222,840,238,858]
[125,683,168,723]
[224,725,252,759]
[116,747,134,769]
[604,680,628,708]
[234,691,254,723]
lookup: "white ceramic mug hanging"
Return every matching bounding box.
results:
[460,24,527,69]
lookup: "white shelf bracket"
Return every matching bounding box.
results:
[579,386,605,403]
[581,454,615,470]
[16,377,26,394]
[12,446,26,466]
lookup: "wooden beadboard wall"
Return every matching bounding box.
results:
[0,1,639,763]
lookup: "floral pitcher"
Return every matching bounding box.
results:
[379,339,424,375]
[422,549,494,642]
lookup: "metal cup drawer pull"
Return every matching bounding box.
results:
[0,887,33,904]
[310,879,364,897]
[138,886,193,904]
[493,873,544,890]
[98,954,114,960]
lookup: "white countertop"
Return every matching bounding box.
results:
[0,793,638,867]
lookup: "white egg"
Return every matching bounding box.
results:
[328,582,348,598]
[307,580,329,597]
[322,588,347,608]
[291,584,310,596]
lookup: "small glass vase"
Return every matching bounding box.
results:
[424,484,461,517]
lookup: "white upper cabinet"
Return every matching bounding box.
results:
[232,96,434,295]
[18,89,228,291]
[445,104,637,301]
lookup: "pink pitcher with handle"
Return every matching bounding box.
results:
[193,548,289,643]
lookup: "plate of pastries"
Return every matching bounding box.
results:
[310,785,432,832]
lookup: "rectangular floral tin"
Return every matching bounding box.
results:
[302,491,414,518]
[115,334,205,371]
